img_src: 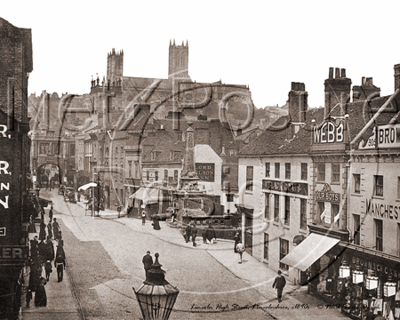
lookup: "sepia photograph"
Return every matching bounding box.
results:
[1,1,400,319]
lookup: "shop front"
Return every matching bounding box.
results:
[337,243,400,320]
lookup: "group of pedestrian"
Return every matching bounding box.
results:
[26,205,66,308]
[202,223,216,244]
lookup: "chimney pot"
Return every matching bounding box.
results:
[329,67,334,79]
[341,68,346,78]
[362,77,365,85]
[366,77,373,86]
[335,68,340,78]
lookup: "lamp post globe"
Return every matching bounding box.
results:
[133,253,179,320]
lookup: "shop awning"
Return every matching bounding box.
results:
[129,187,161,205]
[280,233,339,272]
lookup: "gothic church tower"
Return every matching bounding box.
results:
[107,48,124,81]
[168,40,189,79]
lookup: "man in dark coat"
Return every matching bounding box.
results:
[39,219,46,241]
[272,270,286,303]
[152,216,160,230]
[191,223,197,247]
[142,251,153,279]
[49,206,53,223]
[54,254,66,282]
[53,218,60,240]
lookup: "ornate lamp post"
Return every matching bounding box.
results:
[133,253,179,320]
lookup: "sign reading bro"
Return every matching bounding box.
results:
[376,124,400,148]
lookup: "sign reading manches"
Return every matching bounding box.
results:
[262,180,308,196]
[195,163,215,182]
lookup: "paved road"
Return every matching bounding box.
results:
[44,189,274,320]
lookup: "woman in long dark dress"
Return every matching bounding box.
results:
[46,237,55,262]
[39,219,46,241]
[34,277,47,307]
[47,222,53,239]
[152,216,161,230]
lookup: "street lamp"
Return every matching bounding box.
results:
[133,253,179,320]
[339,260,350,278]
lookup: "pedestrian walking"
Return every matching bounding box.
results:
[47,222,53,239]
[44,260,52,281]
[272,270,286,303]
[52,218,60,241]
[49,206,53,223]
[191,222,197,247]
[38,240,46,261]
[34,277,47,307]
[45,236,55,261]
[185,223,191,243]
[234,231,241,253]
[54,254,66,282]
[236,242,245,263]
[141,210,146,226]
[26,288,32,308]
[28,215,37,233]
[142,251,153,279]
[39,219,46,241]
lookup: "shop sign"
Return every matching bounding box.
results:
[195,163,215,182]
[313,121,344,144]
[0,125,12,235]
[0,246,28,263]
[262,179,308,196]
[351,255,399,280]
[376,124,400,148]
[366,199,399,220]
[315,183,340,203]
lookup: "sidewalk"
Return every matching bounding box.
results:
[29,189,348,319]
[115,217,348,319]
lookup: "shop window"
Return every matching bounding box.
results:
[246,166,253,191]
[301,163,307,181]
[300,199,307,230]
[279,238,289,271]
[375,219,383,251]
[264,193,270,220]
[331,163,340,183]
[285,163,291,179]
[354,174,360,194]
[164,170,168,180]
[174,170,178,184]
[274,195,279,222]
[265,162,270,177]
[317,163,325,182]
[284,196,290,225]
[264,233,269,260]
[374,175,383,197]
[275,163,280,178]
[146,171,150,181]
[318,202,325,224]
[353,214,360,245]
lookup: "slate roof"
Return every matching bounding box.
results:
[239,92,400,156]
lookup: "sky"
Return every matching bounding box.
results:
[3,1,400,110]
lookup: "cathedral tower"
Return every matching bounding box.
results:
[107,48,124,81]
[168,40,189,79]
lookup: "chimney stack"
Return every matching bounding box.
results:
[335,68,340,78]
[352,77,380,101]
[288,82,308,123]
[324,67,351,117]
